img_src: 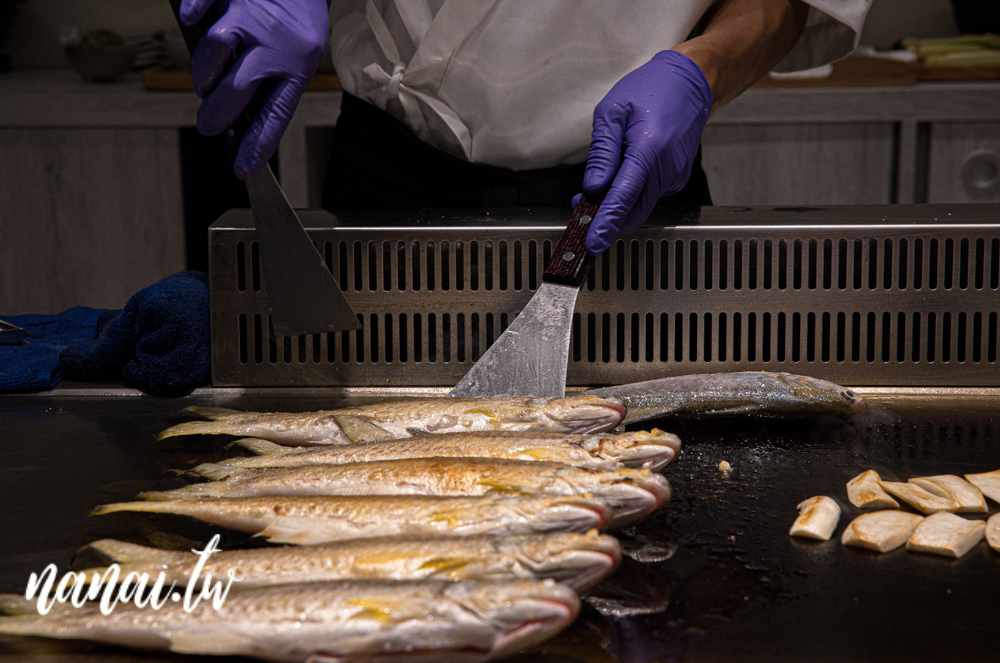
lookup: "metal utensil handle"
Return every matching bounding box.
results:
[543,193,602,287]
[168,0,249,159]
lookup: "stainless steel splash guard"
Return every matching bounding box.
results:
[209,204,1000,387]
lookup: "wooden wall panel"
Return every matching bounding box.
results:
[0,128,185,315]
[701,122,896,206]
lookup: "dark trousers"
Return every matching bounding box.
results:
[322,92,712,212]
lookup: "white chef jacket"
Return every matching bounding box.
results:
[330,1,872,171]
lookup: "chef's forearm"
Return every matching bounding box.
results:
[671,0,809,113]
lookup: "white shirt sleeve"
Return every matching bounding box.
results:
[771,0,874,72]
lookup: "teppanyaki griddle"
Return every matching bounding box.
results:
[0,386,997,663]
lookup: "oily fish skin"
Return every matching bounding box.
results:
[156,395,627,445]
[92,494,614,545]
[0,580,579,663]
[77,531,622,593]
[222,429,681,472]
[586,371,865,423]
[145,458,671,530]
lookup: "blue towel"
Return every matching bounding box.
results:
[0,307,109,392]
[59,271,211,395]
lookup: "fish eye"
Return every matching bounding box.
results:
[840,389,856,401]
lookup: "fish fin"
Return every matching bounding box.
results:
[332,415,396,443]
[405,427,428,437]
[183,405,242,420]
[78,539,178,566]
[0,595,37,617]
[256,521,324,546]
[226,437,286,456]
[156,421,232,441]
[307,654,348,663]
[191,463,241,482]
[169,630,255,656]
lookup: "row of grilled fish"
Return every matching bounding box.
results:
[0,371,866,662]
[154,371,866,446]
[3,431,672,661]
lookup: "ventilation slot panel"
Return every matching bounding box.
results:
[209,209,1000,387]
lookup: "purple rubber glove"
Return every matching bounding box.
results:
[180,0,330,179]
[582,50,712,255]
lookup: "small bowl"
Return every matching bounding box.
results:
[64,42,137,83]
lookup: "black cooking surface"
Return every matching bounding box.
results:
[1,390,997,662]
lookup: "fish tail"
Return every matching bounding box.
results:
[183,405,242,420]
[78,539,179,566]
[0,615,51,638]
[157,421,238,441]
[91,501,177,516]
[0,595,36,617]
[226,438,286,456]
[138,483,215,500]
[135,490,176,501]
[190,463,240,481]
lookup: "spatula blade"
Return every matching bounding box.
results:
[448,282,578,398]
[447,193,601,398]
[246,165,361,336]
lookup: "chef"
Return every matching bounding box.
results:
[180,0,871,255]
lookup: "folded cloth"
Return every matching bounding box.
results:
[59,271,211,394]
[0,307,109,392]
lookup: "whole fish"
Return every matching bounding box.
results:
[0,579,578,663]
[79,530,621,593]
[586,371,865,424]
[157,394,626,446]
[148,458,670,529]
[92,494,612,545]
[222,428,681,472]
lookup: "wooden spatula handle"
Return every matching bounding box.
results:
[543,193,603,287]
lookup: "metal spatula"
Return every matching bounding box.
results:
[448,194,602,398]
[169,0,359,336]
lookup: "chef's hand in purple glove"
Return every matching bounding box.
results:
[581,50,712,255]
[179,0,330,179]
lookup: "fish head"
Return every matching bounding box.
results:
[507,495,613,533]
[775,372,866,417]
[507,531,622,592]
[536,395,625,434]
[596,429,681,471]
[589,470,672,530]
[448,579,580,660]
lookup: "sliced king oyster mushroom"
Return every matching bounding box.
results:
[986,514,1000,553]
[877,481,958,515]
[841,511,924,553]
[906,512,985,558]
[789,496,840,541]
[908,475,987,513]
[846,470,899,509]
[964,470,1000,505]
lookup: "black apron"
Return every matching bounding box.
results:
[322,92,712,212]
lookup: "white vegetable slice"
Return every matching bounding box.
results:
[841,510,923,553]
[909,475,987,513]
[906,512,985,558]
[964,470,1000,505]
[790,496,840,541]
[986,514,1000,553]
[846,470,899,509]
[877,480,959,514]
